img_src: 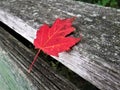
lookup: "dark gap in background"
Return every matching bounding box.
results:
[0,21,99,90]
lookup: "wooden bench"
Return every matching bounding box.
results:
[0,0,120,90]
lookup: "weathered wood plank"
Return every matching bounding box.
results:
[0,26,79,90]
[0,0,120,90]
[0,46,37,90]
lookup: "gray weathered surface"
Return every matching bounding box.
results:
[0,0,120,90]
[0,26,79,90]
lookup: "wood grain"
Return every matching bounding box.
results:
[0,0,120,90]
[0,46,37,90]
[0,26,79,90]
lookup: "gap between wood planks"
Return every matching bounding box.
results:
[0,21,99,90]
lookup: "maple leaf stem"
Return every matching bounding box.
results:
[28,49,41,73]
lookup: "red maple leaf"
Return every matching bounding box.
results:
[28,17,81,72]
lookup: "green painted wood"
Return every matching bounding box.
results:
[0,46,37,90]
